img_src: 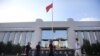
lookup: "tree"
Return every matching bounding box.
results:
[82,39,92,55]
[0,42,6,54]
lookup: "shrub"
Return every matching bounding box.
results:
[82,39,92,55]
[4,41,13,54]
[96,42,100,55]
[14,44,22,54]
[0,42,6,54]
[82,39,100,55]
[0,41,24,55]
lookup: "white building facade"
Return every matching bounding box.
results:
[0,19,100,49]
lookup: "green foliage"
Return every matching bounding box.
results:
[5,41,13,54]
[82,39,100,55]
[96,42,100,55]
[0,42,6,54]
[0,41,24,55]
[14,44,22,54]
[82,39,92,55]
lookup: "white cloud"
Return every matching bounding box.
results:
[80,18,99,21]
[0,1,36,23]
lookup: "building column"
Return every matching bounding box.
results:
[67,27,76,49]
[31,27,42,48]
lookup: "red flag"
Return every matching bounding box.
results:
[46,3,53,12]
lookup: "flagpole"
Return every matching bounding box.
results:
[52,0,54,39]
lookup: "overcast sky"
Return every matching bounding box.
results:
[0,0,100,23]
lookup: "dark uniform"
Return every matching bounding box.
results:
[26,43,31,56]
[35,42,41,56]
[49,41,54,56]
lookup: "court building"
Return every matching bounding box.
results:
[0,18,100,49]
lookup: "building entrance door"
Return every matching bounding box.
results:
[41,39,68,49]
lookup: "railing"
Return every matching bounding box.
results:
[0,48,75,56]
[29,48,74,56]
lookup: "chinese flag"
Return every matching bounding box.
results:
[46,3,53,12]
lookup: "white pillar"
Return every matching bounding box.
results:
[31,27,42,48]
[67,27,76,49]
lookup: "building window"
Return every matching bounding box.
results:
[41,29,68,48]
[89,31,96,43]
[81,32,84,39]
[95,31,100,43]
[19,32,26,46]
[25,32,32,45]
[3,32,10,43]
[9,32,16,43]
[0,32,5,42]
[94,32,97,41]
[14,32,21,44]
[42,30,67,39]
